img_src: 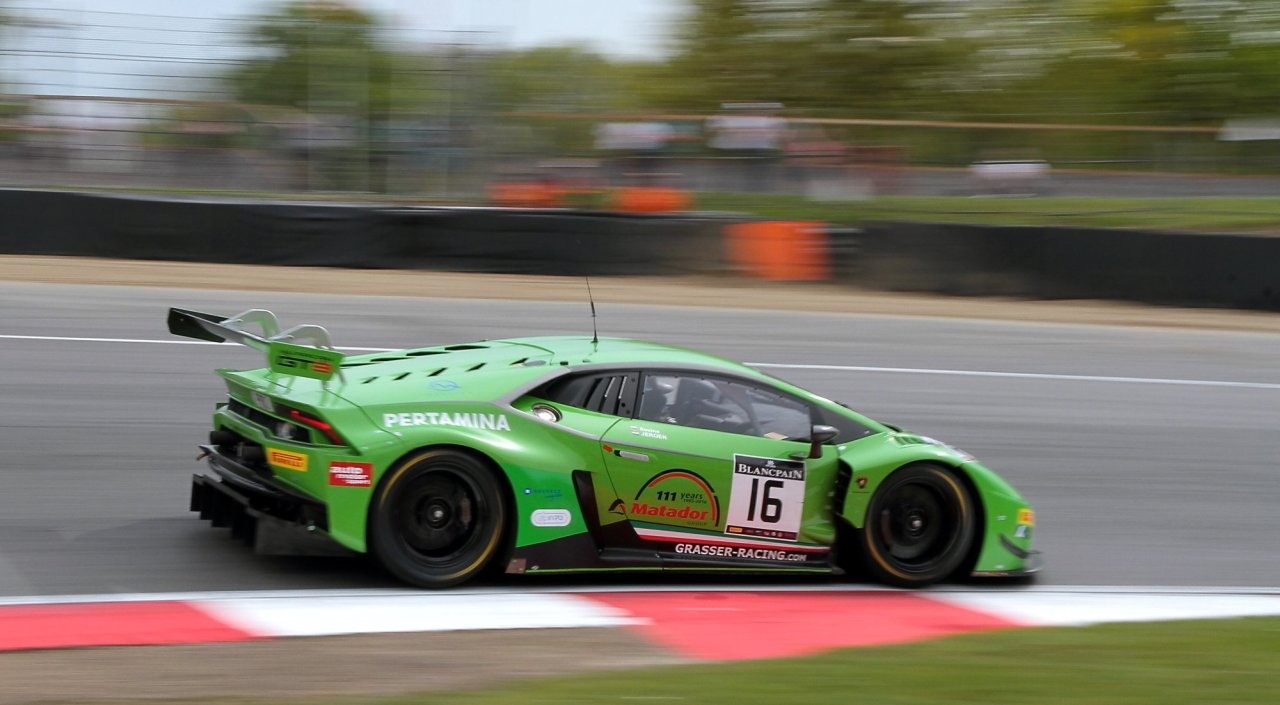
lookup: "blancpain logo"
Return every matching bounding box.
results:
[384,412,511,431]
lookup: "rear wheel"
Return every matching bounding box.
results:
[860,463,975,587]
[369,449,507,588]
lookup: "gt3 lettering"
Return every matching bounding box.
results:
[276,355,331,375]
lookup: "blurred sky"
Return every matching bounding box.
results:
[11,0,682,58]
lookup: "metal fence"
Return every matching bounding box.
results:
[3,6,1280,201]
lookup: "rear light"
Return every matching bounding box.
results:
[288,409,347,446]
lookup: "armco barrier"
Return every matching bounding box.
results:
[379,207,725,275]
[0,190,728,276]
[841,221,1280,311]
[5,189,1278,311]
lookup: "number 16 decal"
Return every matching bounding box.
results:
[725,454,806,541]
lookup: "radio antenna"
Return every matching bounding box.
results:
[585,277,599,345]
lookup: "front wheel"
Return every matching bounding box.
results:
[369,449,507,588]
[859,463,976,587]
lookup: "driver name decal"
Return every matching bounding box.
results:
[724,454,807,541]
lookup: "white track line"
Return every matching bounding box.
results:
[198,593,645,637]
[2,586,1277,641]
[0,333,388,352]
[5,333,1278,390]
[748,362,1280,390]
[929,591,1280,627]
[0,584,1274,608]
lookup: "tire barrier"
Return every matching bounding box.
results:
[725,220,830,281]
[487,183,693,214]
[0,189,728,276]
[609,187,693,214]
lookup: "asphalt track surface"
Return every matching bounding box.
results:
[1,281,1278,597]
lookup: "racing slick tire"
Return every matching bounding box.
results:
[369,448,508,588]
[859,463,976,588]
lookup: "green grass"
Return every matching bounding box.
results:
[35,183,1280,232]
[158,617,1274,705]
[416,618,1280,705]
[694,193,1280,232]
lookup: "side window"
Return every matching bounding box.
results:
[736,382,812,440]
[637,374,680,423]
[536,371,638,416]
[638,373,813,439]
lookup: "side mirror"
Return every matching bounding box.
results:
[807,424,839,459]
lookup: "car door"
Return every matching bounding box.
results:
[600,371,840,567]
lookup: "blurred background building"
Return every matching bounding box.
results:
[3,0,1280,201]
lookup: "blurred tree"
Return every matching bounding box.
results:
[970,0,1280,125]
[481,45,664,154]
[661,0,771,108]
[227,0,394,119]
[0,8,33,142]
[225,1,420,190]
[805,0,974,116]
[661,0,972,116]
[483,45,621,113]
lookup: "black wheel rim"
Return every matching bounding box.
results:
[875,478,961,571]
[391,469,485,562]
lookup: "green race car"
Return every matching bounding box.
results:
[170,307,1040,588]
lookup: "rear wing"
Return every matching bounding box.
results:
[168,307,344,382]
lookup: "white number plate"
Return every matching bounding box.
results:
[724,454,806,541]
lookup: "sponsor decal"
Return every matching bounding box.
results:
[628,469,720,529]
[673,542,807,563]
[631,503,711,521]
[427,380,460,391]
[629,425,668,441]
[265,447,308,472]
[523,487,565,500]
[530,509,572,527]
[725,455,807,541]
[329,461,373,487]
[383,412,511,431]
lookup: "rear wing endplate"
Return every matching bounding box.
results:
[168,307,344,383]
